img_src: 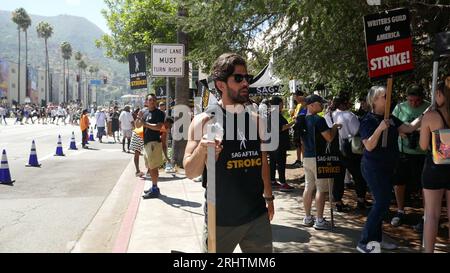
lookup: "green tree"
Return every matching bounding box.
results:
[74,51,83,101]
[78,59,88,105]
[11,8,31,104]
[36,21,54,103]
[61,41,73,102]
[183,0,450,99]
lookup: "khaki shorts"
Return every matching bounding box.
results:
[144,141,163,170]
[202,213,273,253]
[303,157,330,193]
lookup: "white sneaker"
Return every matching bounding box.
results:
[302,216,315,227]
[313,218,331,230]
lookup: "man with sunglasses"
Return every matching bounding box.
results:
[136,93,166,199]
[183,53,274,253]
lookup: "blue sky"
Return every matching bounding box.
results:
[1,0,110,33]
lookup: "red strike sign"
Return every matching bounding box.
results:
[364,8,414,78]
[367,38,414,78]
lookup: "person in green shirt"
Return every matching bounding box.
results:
[391,84,430,229]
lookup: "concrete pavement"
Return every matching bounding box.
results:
[78,152,438,253]
[0,120,134,252]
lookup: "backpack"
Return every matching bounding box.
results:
[432,109,450,164]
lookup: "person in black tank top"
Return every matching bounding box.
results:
[419,82,450,253]
[183,53,273,253]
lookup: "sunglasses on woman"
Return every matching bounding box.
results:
[232,74,253,83]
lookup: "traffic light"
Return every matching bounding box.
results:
[76,75,80,82]
[103,76,107,84]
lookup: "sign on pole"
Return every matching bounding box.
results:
[364,8,414,79]
[128,52,148,90]
[151,44,185,77]
[364,8,414,147]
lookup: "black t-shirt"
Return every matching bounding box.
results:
[359,112,403,165]
[142,108,165,144]
[202,104,267,226]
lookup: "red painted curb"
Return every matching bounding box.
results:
[112,178,145,253]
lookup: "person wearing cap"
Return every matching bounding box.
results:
[357,86,426,253]
[301,94,341,230]
[390,84,430,229]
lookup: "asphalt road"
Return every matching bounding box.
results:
[0,118,132,252]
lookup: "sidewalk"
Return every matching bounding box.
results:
[78,152,449,253]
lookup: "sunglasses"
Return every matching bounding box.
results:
[231,74,253,83]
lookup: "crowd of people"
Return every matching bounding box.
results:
[180,53,449,253]
[0,102,88,126]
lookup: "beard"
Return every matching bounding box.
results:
[226,87,249,104]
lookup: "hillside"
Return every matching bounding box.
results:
[0,10,128,93]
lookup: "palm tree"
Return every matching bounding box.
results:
[11,8,30,104]
[61,42,72,102]
[36,21,53,103]
[74,51,82,102]
[21,13,31,100]
[78,60,87,106]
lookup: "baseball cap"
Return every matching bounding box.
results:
[305,94,327,105]
[407,84,424,97]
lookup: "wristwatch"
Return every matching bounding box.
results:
[264,195,275,202]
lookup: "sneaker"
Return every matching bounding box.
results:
[302,216,315,227]
[135,171,144,177]
[271,181,281,188]
[313,218,331,230]
[143,187,160,198]
[391,212,405,227]
[380,241,398,250]
[356,242,380,253]
[279,183,294,192]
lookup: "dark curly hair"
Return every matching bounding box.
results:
[211,53,247,93]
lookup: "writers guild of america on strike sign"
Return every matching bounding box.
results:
[363,8,414,78]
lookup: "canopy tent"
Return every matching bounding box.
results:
[120,94,141,99]
[249,58,283,97]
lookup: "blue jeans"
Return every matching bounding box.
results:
[359,158,394,244]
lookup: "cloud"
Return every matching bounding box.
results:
[66,0,81,6]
